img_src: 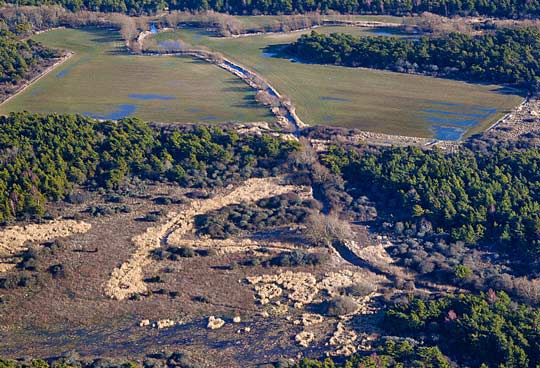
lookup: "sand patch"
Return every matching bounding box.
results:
[0,220,91,272]
[328,322,357,356]
[106,177,310,300]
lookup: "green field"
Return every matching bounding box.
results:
[152,26,524,139]
[0,28,272,124]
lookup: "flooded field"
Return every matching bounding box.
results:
[151,26,523,140]
[0,28,272,124]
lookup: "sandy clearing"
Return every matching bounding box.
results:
[105,176,310,300]
[0,219,91,272]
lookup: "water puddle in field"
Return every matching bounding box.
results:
[431,125,466,141]
[366,27,420,41]
[261,51,276,58]
[128,94,176,101]
[422,102,497,140]
[150,23,158,33]
[200,116,217,121]
[84,104,137,120]
[56,58,91,78]
[158,41,184,50]
[187,108,202,113]
[368,29,395,36]
[29,86,43,97]
[320,96,352,102]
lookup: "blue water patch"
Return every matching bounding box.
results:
[56,58,91,79]
[421,101,498,141]
[150,24,157,33]
[422,109,491,118]
[368,29,394,36]
[84,104,137,120]
[261,51,275,58]
[320,96,352,102]
[432,125,466,141]
[428,101,461,107]
[225,61,249,77]
[187,108,202,113]
[266,87,278,98]
[424,116,479,127]
[158,41,183,50]
[128,93,176,101]
[30,87,43,97]
[201,116,217,121]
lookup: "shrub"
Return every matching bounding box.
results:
[324,296,358,316]
[344,281,376,297]
[167,246,195,258]
[268,250,327,267]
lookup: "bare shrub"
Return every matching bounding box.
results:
[289,138,318,169]
[404,12,473,35]
[514,277,540,305]
[343,280,376,297]
[325,296,357,316]
[255,90,280,107]
[304,212,353,247]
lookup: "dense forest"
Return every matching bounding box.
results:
[321,144,540,259]
[0,112,298,222]
[0,29,58,97]
[287,28,540,92]
[301,291,540,368]
[385,291,540,368]
[3,0,540,18]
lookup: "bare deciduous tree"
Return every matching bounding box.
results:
[304,212,353,247]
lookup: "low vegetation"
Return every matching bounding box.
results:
[194,193,315,239]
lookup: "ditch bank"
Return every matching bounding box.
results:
[140,47,306,134]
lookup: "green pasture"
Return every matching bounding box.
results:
[0,28,272,124]
[152,26,523,138]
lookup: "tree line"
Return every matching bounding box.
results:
[0,112,299,222]
[287,28,540,92]
[3,0,540,18]
[321,143,540,259]
[0,29,59,98]
[385,291,540,367]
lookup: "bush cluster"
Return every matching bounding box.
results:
[195,193,314,239]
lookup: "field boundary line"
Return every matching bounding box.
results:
[0,51,74,108]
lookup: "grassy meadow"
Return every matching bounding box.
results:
[152,26,523,138]
[0,28,272,124]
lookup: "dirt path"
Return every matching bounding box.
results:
[0,52,74,107]
[105,177,310,300]
[0,219,91,272]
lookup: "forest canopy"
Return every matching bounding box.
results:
[0,112,298,222]
[321,143,540,259]
[3,0,540,18]
[0,29,58,92]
